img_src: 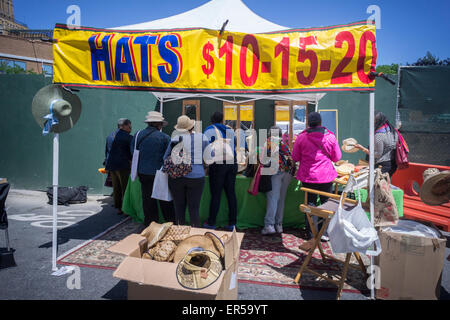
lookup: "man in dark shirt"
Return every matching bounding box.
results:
[105,118,133,214]
[130,111,175,226]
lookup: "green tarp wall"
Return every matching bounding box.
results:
[0,74,157,194]
[397,66,450,165]
[0,74,397,194]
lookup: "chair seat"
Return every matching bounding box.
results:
[317,198,356,212]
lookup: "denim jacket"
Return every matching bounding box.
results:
[131,126,171,175]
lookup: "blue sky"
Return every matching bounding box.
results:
[13,0,450,65]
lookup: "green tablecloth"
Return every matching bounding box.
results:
[122,175,306,229]
[122,176,403,229]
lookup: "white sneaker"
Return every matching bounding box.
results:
[275,224,283,234]
[261,225,276,235]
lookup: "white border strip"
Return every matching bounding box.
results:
[0,52,53,64]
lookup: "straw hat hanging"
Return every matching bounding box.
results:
[419,168,450,206]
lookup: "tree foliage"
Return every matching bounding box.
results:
[408,51,450,66]
[0,61,38,75]
[376,63,399,74]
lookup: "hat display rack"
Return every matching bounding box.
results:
[31,84,82,272]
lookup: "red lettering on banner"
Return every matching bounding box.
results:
[219,36,233,85]
[331,31,355,84]
[297,36,318,85]
[274,37,290,85]
[357,31,377,84]
[240,34,260,86]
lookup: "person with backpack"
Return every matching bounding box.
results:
[355,111,407,177]
[163,115,209,227]
[104,118,133,215]
[203,111,239,231]
[292,112,341,251]
[130,111,175,226]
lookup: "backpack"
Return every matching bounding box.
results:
[47,186,88,205]
[206,126,234,164]
[394,129,409,170]
[161,137,193,179]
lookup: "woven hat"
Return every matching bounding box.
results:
[140,221,173,248]
[174,115,195,132]
[176,249,223,290]
[172,234,221,264]
[144,111,168,125]
[419,168,450,206]
[31,84,81,133]
[336,163,355,175]
[204,232,226,259]
[342,138,358,153]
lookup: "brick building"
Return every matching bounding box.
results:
[0,0,53,76]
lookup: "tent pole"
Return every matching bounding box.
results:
[52,133,59,271]
[369,92,375,299]
[160,97,164,115]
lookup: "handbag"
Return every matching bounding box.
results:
[327,189,381,256]
[248,164,262,196]
[151,169,173,201]
[372,168,399,227]
[394,129,409,170]
[258,172,272,193]
[161,137,193,179]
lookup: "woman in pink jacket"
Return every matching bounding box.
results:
[292,112,341,251]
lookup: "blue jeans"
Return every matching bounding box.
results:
[264,171,292,226]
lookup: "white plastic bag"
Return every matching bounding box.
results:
[130,130,141,181]
[327,190,381,256]
[151,169,172,202]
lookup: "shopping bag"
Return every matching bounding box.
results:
[151,169,173,202]
[327,190,381,256]
[248,164,262,196]
[131,130,141,181]
[372,168,399,227]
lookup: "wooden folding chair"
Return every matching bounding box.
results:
[294,187,367,300]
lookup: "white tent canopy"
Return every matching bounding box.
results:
[113,0,290,33]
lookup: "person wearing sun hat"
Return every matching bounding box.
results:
[163,115,209,227]
[131,111,175,226]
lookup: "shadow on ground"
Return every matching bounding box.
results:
[38,196,129,248]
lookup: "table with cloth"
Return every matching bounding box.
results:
[121,175,403,229]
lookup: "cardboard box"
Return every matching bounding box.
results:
[109,227,244,300]
[375,223,446,300]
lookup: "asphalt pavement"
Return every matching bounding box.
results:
[0,189,448,300]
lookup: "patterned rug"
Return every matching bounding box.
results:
[58,218,369,293]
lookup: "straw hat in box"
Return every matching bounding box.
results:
[140,221,173,248]
[172,232,225,264]
[419,168,450,206]
[176,249,223,290]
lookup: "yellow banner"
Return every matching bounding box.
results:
[53,21,377,93]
